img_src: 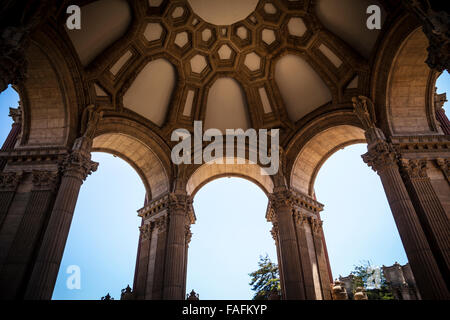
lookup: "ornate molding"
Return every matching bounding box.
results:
[436,158,450,182]
[31,170,59,191]
[185,224,192,245]
[362,140,398,173]
[400,159,428,179]
[266,188,324,223]
[309,216,323,234]
[270,223,279,243]
[139,223,153,240]
[0,171,22,191]
[155,215,168,234]
[61,150,98,182]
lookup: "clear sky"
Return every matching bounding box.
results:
[0,71,448,300]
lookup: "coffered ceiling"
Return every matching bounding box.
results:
[66,0,384,134]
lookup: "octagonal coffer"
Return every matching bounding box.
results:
[190,54,208,74]
[231,23,253,49]
[287,17,307,37]
[244,52,262,72]
[143,22,166,47]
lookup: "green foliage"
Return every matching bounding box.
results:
[249,254,280,300]
[350,260,394,300]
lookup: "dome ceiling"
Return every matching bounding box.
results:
[66,0,382,132]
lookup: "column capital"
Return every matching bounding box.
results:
[309,216,323,234]
[0,171,22,191]
[31,170,59,192]
[399,159,428,179]
[362,140,398,173]
[139,223,153,240]
[270,224,279,242]
[185,224,192,246]
[293,210,309,226]
[436,158,450,183]
[60,150,98,181]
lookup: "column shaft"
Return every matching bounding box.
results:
[377,164,449,299]
[275,202,305,300]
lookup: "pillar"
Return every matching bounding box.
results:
[353,95,450,299]
[292,211,316,299]
[363,140,449,299]
[133,193,195,300]
[400,159,450,289]
[268,189,305,300]
[23,142,98,299]
[0,171,58,299]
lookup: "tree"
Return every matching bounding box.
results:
[249,254,280,300]
[350,260,394,300]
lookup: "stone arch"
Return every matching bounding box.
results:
[290,125,365,196]
[186,157,274,197]
[93,116,172,201]
[385,27,441,135]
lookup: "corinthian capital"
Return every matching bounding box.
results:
[61,151,98,181]
[268,188,293,212]
[0,172,22,191]
[168,192,193,212]
[436,158,450,183]
[400,159,428,179]
[309,217,323,234]
[362,140,398,173]
[32,170,59,191]
[139,223,152,240]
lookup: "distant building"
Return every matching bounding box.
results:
[383,263,421,300]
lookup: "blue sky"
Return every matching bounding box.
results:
[0,71,449,300]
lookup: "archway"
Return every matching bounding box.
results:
[186,177,276,299]
[52,152,145,299]
[314,143,408,285]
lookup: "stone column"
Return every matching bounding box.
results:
[268,189,305,300]
[293,211,316,299]
[270,224,285,298]
[363,140,449,299]
[24,144,98,299]
[0,171,58,299]
[353,95,449,299]
[134,193,195,300]
[310,217,332,300]
[163,193,194,300]
[133,223,152,300]
[400,159,450,288]
[0,172,21,229]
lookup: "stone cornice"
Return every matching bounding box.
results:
[0,147,69,165]
[266,188,324,222]
[390,135,450,154]
[138,192,196,225]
